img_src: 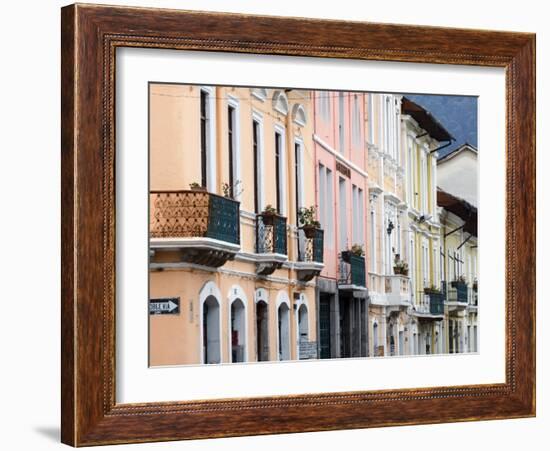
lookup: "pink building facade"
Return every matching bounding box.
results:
[313,91,370,359]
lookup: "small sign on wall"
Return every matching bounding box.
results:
[299,340,318,360]
[149,297,180,315]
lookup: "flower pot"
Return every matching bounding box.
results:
[301,225,318,239]
[260,212,277,226]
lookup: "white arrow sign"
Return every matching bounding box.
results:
[149,298,180,315]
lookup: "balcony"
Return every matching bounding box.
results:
[149,190,240,267]
[338,252,367,291]
[413,289,445,319]
[446,281,468,305]
[255,213,288,275]
[295,227,324,282]
[383,274,410,306]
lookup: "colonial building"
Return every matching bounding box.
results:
[313,91,369,359]
[401,97,454,356]
[365,93,412,357]
[148,85,324,365]
[437,144,479,353]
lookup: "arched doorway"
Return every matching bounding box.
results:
[278,303,291,360]
[202,296,220,364]
[256,301,269,361]
[230,299,246,363]
[297,304,309,359]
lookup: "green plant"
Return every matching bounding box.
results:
[350,243,364,257]
[221,180,243,198]
[297,205,321,228]
[262,204,278,215]
[393,259,409,275]
[189,182,203,190]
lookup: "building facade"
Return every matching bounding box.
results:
[313,90,370,359]
[365,93,412,357]
[149,85,324,365]
[437,145,479,354]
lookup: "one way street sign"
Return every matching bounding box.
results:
[149,297,180,315]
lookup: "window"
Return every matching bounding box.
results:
[367,94,375,145]
[352,94,361,148]
[275,130,283,214]
[294,141,304,225]
[227,105,236,197]
[338,92,345,153]
[370,204,376,272]
[352,185,364,247]
[319,91,331,122]
[200,90,209,188]
[339,177,347,251]
[252,119,261,213]
[318,164,334,247]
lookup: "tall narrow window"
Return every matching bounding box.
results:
[227,105,235,197]
[338,92,345,153]
[370,205,376,272]
[326,168,334,247]
[339,178,347,251]
[294,141,303,225]
[275,131,282,214]
[352,94,361,147]
[200,90,209,188]
[252,120,260,213]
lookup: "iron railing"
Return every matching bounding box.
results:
[256,213,287,255]
[339,252,366,287]
[428,291,445,315]
[149,190,240,244]
[297,228,324,263]
[447,281,468,303]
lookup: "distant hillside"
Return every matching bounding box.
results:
[406,94,477,157]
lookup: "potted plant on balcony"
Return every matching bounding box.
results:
[221,180,243,199]
[424,285,441,295]
[451,275,467,288]
[260,204,278,225]
[297,206,321,238]
[393,257,409,276]
[342,244,364,262]
[189,182,207,192]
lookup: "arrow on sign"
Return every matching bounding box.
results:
[149,298,180,315]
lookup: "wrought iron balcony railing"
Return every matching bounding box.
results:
[255,213,288,275]
[295,227,324,282]
[446,281,468,304]
[428,291,445,315]
[149,190,240,267]
[338,252,366,288]
[256,213,287,255]
[297,228,324,263]
[150,190,240,243]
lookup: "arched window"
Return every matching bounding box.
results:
[292,103,307,126]
[202,296,220,364]
[278,303,291,360]
[230,299,246,363]
[255,288,269,362]
[272,90,289,116]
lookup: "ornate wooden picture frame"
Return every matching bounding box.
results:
[61,3,535,446]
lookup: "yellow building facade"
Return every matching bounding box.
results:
[149,85,323,365]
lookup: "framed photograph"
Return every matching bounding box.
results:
[61,3,535,446]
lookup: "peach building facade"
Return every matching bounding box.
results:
[149,85,323,365]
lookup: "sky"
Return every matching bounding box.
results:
[406,94,478,157]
